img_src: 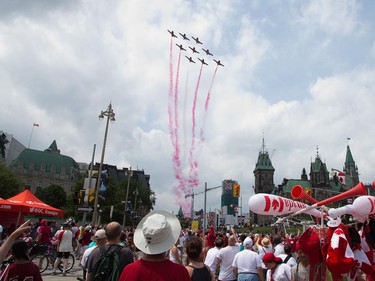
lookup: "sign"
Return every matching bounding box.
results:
[76,206,94,212]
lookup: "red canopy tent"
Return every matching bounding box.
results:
[6,190,64,218]
[0,197,22,212]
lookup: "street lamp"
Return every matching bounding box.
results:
[122,168,133,228]
[91,103,115,226]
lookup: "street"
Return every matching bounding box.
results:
[41,264,83,281]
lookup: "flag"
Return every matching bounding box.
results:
[331,169,347,186]
[33,123,39,127]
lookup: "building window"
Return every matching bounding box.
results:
[36,181,43,191]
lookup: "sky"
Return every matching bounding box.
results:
[1,0,375,217]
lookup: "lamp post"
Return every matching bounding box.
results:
[91,103,115,226]
[123,168,132,228]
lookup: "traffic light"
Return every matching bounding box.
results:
[233,184,240,197]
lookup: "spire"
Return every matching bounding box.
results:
[254,137,275,172]
[45,140,60,154]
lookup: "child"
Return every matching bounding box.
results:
[2,240,42,281]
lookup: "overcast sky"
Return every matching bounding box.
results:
[1,0,375,216]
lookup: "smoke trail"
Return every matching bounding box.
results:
[168,37,175,147]
[199,65,218,143]
[188,64,203,189]
[182,72,189,171]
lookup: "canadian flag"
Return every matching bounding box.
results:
[326,227,356,279]
[331,169,347,186]
[347,249,374,281]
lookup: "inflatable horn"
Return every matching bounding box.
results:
[248,193,322,217]
[329,196,375,222]
[291,185,318,204]
[281,182,368,219]
[315,182,367,207]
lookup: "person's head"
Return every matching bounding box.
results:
[214,237,224,248]
[243,237,253,249]
[134,210,181,256]
[284,243,292,255]
[261,237,271,248]
[185,236,203,261]
[93,229,107,246]
[273,234,282,245]
[228,235,237,246]
[12,240,29,261]
[239,233,247,243]
[296,244,309,264]
[262,253,282,269]
[105,222,122,242]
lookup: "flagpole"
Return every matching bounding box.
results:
[28,125,34,149]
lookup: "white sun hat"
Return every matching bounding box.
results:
[134,210,181,255]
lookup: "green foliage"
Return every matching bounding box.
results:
[0,133,9,158]
[35,184,67,208]
[0,163,21,198]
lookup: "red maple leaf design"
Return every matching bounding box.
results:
[271,199,279,210]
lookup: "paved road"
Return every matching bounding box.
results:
[41,264,83,281]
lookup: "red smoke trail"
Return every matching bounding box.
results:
[168,37,175,147]
[199,65,218,143]
[188,64,203,188]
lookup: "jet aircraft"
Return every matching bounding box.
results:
[189,46,199,54]
[213,59,224,67]
[202,48,213,56]
[176,44,186,51]
[198,58,208,65]
[191,36,202,44]
[167,30,177,38]
[185,56,196,63]
[179,33,190,40]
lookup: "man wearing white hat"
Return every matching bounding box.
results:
[119,210,191,281]
[232,237,263,281]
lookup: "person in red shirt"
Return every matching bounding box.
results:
[3,240,42,281]
[119,210,190,281]
[34,219,51,255]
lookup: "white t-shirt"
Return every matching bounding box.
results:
[266,263,291,281]
[204,247,220,274]
[232,249,262,274]
[217,245,240,280]
[81,246,97,268]
[274,243,285,257]
[257,244,273,269]
[56,229,73,252]
[279,253,297,268]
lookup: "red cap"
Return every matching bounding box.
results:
[262,253,282,263]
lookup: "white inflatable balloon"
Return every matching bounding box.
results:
[328,196,375,222]
[248,193,322,217]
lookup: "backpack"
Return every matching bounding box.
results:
[91,245,122,281]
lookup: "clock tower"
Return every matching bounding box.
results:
[252,138,275,225]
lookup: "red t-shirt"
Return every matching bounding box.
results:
[119,258,190,281]
[3,262,43,281]
[37,225,51,245]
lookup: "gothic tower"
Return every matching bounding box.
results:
[343,144,359,187]
[253,138,275,225]
[310,147,329,187]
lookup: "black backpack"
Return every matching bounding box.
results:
[91,245,122,281]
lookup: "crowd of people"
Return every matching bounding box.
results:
[0,214,375,281]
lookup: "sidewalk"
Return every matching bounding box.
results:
[41,265,83,281]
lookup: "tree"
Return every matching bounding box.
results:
[0,133,9,159]
[35,184,67,209]
[0,163,21,198]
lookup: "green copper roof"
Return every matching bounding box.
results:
[254,151,275,172]
[11,148,79,173]
[345,145,355,168]
[310,156,328,173]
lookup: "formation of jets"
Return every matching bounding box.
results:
[189,46,199,54]
[169,30,224,67]
[176,44,186,51]
[185,56,195,63]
